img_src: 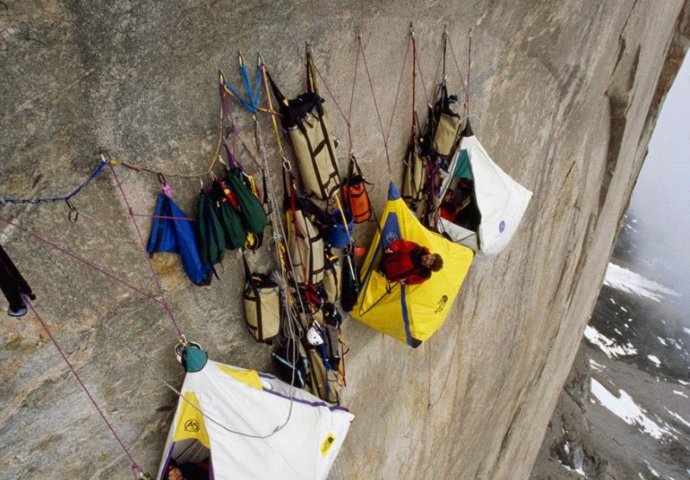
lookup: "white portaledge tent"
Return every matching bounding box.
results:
[156,344,354,480]
[437,121,532,255]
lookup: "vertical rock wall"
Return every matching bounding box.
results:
[1,1,687,478]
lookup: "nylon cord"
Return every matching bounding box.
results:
[108,164,184,338]
[358,35,393,180]
[21,295,143,479]
[0,215,163,305]
[0,161,107,206]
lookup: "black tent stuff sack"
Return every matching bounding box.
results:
[340,251,359,312]
[267,72,340,200]
[0,244,36,317]
[271,337,309,389]
[322,303,342,370]
[242,255,280,343]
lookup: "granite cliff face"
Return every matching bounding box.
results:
[1,1,688,478]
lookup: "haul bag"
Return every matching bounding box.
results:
[402,148,428,212]
[242,256,280,343]
[288,105,341,200]
[286,208,325,286]
[306,347,339,404]
[433,112,461,156]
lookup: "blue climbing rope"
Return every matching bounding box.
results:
[0,161,106,206]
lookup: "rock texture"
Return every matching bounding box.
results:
[1,1,688,479]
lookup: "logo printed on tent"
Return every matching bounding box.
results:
[434,295,449,313]
[184,420,200,432]
[499,220,506,233]
[320,433,336,456]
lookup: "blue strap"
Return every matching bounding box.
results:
[2,161,106,205]
[400,286,414,346]
[224,64,263,113]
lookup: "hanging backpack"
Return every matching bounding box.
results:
[197,189,225,266]
[286,206,325,286]
[402,142,428,216]
[267,53,341,200]
[242,254,281,343]
[432,85,461,157]
[211,180,246,250]
[341,155,372,224]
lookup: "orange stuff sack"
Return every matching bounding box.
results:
[342,156,372,224]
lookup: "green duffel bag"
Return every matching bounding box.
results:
[225,167,267,235]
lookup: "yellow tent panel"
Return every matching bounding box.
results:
[350,183,473,346]
[173,391,210,448]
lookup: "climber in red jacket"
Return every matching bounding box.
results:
[378,239,443,285]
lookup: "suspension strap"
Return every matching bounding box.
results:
[0,215,163,304]
[410,23,418,149]
[109,164,184,339]
[22,295,146,479]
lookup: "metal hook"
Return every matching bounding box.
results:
[132,465,152,480]
[238,50,245,66]
[65,199,79,223]
[218,69,226,85]
[409,22,415,38]
[158,173,173,197]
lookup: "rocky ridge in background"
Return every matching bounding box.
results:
[1,1,689,478]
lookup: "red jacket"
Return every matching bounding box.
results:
[380,239,431,285]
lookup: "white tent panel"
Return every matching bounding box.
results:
[440,134,532,255]
[157,360,353,480]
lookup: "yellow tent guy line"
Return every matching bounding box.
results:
[104,106,225,179]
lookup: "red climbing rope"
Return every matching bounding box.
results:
[108,164,184,338]
[22,295,145,480]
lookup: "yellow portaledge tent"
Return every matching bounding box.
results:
[350,183,474,347]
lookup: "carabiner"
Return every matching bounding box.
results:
[65,199,79,223]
